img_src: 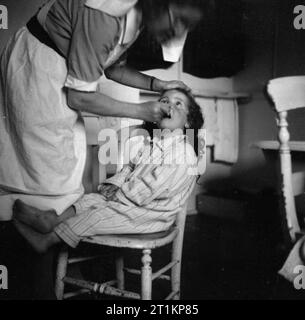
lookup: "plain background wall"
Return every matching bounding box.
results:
[231,0,278,191]
[232,0,305,192]
[0,0,43,52]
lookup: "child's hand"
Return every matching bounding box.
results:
[98,184,119,200]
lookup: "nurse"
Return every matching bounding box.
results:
[0,0,202,220]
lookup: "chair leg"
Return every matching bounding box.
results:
[55,245,69,300]
[115,251,125,290]
[171,238,183,300]
[141,249,152,300]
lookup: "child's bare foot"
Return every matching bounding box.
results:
[13,220,61,254]
[13,199,59,234]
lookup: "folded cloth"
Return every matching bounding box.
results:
[279,236,305,282]
[214,99,239,164]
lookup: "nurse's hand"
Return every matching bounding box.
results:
[141,101,170,123]
[153,79,191,93]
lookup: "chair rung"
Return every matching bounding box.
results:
[102,287,140,300]
[64,277,99,291]
[124,268,141,275]
[64,277,116,290]
[63,289,90,299]
[124,261,178,282]
[68,255,101,264]
[63,277,140,300]
[152,261,178,281]
[102,280,118,287]
[155,274,170,281]
[125,268,170,281]
[165,291,179,300]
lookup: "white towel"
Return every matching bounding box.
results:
[214,99,239,163]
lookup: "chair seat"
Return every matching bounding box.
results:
[82,226,179,249]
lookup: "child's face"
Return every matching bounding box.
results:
[157,89,189,130]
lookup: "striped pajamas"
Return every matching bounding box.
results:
[55,133,198,248]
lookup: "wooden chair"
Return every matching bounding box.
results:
[267,76,305,244]
[54,125,201,300]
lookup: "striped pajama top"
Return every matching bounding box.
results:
[54,131,198,247]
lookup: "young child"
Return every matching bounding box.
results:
[13,88,204,253]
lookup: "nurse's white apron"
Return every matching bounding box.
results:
[0,28,86,220]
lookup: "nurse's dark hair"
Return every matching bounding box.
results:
[139,0,213,21]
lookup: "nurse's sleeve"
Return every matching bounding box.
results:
[65,8,121,92]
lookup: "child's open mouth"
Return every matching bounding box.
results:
[167,107,173,119]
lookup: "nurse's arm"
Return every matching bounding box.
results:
[104,64,165,92]
[66,88,169,123]
[105,64,191,93]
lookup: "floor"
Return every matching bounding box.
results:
[2,190,305,300]
[67,191,305,300]
[180,192,305,300]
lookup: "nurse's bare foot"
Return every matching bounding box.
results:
[13,199,59,234]
[13,220,61,254]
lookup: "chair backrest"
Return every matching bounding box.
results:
[267,76,305,242]
[268,76,305,113]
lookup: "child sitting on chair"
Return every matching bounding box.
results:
[13,88,204,253]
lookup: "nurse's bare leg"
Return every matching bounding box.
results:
[13,220,61,254]
[13,200,76,234]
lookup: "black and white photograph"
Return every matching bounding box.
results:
[0,0,305,303]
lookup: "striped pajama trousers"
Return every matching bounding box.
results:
[54,193,177,248]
